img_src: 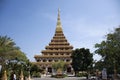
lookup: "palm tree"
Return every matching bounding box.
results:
[0,36,28,79]
[0,36,16,66]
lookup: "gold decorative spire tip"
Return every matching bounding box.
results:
[56,8,63,32]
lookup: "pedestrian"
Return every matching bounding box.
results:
[102,68,107,80]
[13,72,16,80]
[10,72,14,80]
[96,69,99,80]
[88,73,91,80]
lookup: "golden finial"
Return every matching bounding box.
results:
[56,8,63,32]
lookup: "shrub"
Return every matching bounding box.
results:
[76,72,87,77]
[51,74,67,78]
[32,72,41,78]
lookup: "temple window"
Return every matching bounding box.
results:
[67,53,69,55]
[61,53,63,55]
[49,60,52,62]
[66,59,70,62]
[44,53,47,55]
[43,59,46,62]
[50,53,53,55]
[37,60,40,62]
[55,60,58,62]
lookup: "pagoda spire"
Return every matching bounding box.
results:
[56,8,63,32]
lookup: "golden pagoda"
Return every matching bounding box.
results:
[34,9,73,74]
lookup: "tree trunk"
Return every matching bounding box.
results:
[74,71,78,77]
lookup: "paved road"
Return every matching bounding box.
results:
[32,77,87,80]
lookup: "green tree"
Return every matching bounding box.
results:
[30,64,42,77]
[95,27,120,74]
[0,36,17,64]
[71,48,93,76]
[52,61,65,74]
[0,36,28,78]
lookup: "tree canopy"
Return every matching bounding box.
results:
[71,48,93,75]
[0,36,28,65]
[0,36,28,78]
[95,27,120,74]
[52,60,65,74]
[0,36,16,62]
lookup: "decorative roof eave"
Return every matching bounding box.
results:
[34,55,71,58]
[45,45,73,49]
[32,62,71,65]
[41,50,73,53]
[49,42,70,45]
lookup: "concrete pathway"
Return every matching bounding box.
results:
[32,77,86,80]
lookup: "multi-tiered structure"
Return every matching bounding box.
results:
[34,9,73,74]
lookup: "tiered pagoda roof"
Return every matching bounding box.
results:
[34,9,73,64]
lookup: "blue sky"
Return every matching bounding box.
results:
[0,0,120,61]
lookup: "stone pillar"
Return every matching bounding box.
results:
[65,59,67,62]
[41,59,43,62]
[46,59,48,62]
[52,59,54,62]
[45,67,48,75]
[71,67,74,74]
[71,67,73,71]
[52,68,55,75]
